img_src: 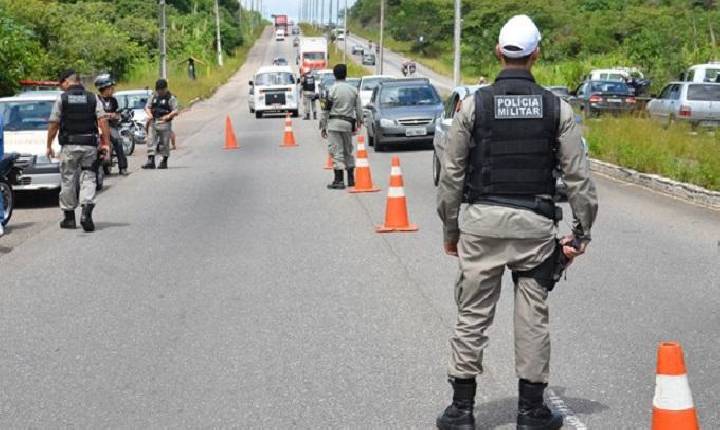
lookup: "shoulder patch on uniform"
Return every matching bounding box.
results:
[494,95,543,119]
[67,95,88,104]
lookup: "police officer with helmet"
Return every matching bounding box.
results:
[94,74,129,176]
[320,64,363,190]
[436,15,598,430]
[300,70,318,120]
[142,79,178,169]
[46,69,111,232]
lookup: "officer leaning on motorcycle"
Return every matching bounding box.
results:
[46,69,111,232]
[94,74,129,176]
[436,15,598,430]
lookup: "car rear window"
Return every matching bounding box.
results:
[0,100,53,131]
[687,84,720,101]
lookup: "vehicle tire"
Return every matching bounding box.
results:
[367,132,374,147]
[292,110,299,118]
[250,108,255,114]
[0,179,13,227]
[126,139,136,156]
[255,111,263,119]
[96,166,105,191]
[374,136,385,152]
[432,150,441,187]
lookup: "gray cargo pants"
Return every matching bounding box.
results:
[148,120,172,157]
[328,130,355,170]
[303,91,316,117]
[449,233,556,383]
[59,145,98,211]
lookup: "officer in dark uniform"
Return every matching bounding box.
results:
[300,71,318,120]
[94,74,128,176]
[46,69,111,232]
[142,79,178,169]
[436,15,599,430]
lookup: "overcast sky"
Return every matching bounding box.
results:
[242,0,359,23]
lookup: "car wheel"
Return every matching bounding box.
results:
[255,111,263,119]
[432,150,441,186]
[367,131,374,147]
[0,179,13,227]
[250,107,255,114]
[292,110,299,118]
[374,136,385,152]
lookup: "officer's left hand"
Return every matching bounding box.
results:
[444,242,458,257]
[99,144,111,160]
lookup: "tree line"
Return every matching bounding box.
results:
[351,0,719,89]
[0,0,262,96]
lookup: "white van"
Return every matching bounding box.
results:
[249,66,299,118]
[684,63,720,83]
[275,29,285,41]
[0,93,62,191]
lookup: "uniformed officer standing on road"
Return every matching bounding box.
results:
[95,74,129,176]
[436,15,598,430]
[46,69,111,232]
[300,70,318,120]
[142,79,178,170]
[320,64,363,190]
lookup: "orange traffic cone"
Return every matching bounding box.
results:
[281,114,297,147]
[324,153,333,170]
[349,135,380,193]
[375,156,418,233]
[224,116,239,150]
[651,342,700,430]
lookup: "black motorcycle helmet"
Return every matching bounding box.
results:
[94,73,115,90]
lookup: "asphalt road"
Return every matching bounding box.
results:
[1,28,719,429]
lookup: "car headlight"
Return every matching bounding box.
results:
[380,118,397,127]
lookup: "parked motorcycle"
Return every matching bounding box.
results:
[1,153,20,230]
[119,108,137,156]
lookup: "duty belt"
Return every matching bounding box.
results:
[60,133,97,146]
[329,115,356,126]
[472,195,563,222]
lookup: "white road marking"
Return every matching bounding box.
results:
[546,388,588,430]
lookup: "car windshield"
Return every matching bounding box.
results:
[361,77,388,91]
[599,73,625,81]
[303,52,324,61]
[380,85,440,107]
[589,81,630,94]
[255,72,295,86]
[687,84,720,101]
[118,94,149,110]
[0,100,53,131]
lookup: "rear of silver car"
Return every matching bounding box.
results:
[682,83,720,128]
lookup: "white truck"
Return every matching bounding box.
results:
[683,62,720,83]
[298,37,328,75]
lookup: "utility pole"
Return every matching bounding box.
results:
[329,0,333,28]
[453,0,461,86]
[159,0,167,79]
[321,0,325,28]
[379,0,385,74]
[343,0,348,63]
[215,0,224,66]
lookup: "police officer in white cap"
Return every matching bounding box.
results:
[436,15,598,430]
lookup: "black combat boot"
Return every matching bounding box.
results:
[327,169,345,190]
[80,204,95,232]
[158,157,168,169]
[437,377,476,430]
[142,156,155,169]
[60,210,76,229]
[517,379,563,430]
[346,168,355,187]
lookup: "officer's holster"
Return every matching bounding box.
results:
[511,240,570,291]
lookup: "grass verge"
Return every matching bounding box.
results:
[586,117,720,191]
[117,26,266,106]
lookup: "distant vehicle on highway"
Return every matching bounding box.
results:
[248,65,299,118]
[359,75,394,108]
[351,45,364,55]
[291,26,300,35]
[683,62,720,83]
[646,82,720,129]
[0,93,61,192]
[546,85,570,100]
[272,57,289,66]
[362,52,376,66]
[570,80,636,118]
[275,29,285,41]
[335,28,346,41]
[432,85,481,185]
[299,37,328,75]
[293,37,300,47]
[365,78,443,152]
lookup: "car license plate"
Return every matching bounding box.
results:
[607,98,622,103]
[406,127,427,137]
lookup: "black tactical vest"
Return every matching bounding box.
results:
[466,70,560,202]
[151,92,173,119]
[302,75,316,92]
[59,85,98,146]
[100,95,120,128]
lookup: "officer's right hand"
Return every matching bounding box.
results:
[46,147,55,159]
[560,235,588,259]
[444,242,458,257]
[321,130,328,139]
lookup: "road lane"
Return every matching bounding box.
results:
[1,27,719,429]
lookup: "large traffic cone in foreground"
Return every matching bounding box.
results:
[375,156,418,233]
[281,114,297,147]
[652,342,699,430]
[349,135,380,193]
[324,153,333,170]
[224,116,239,150]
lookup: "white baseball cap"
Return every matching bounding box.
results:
[498,15,541,59]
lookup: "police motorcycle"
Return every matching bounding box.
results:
[0,153,20,230]
[401,61,417,77]
[118,108,137,156]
